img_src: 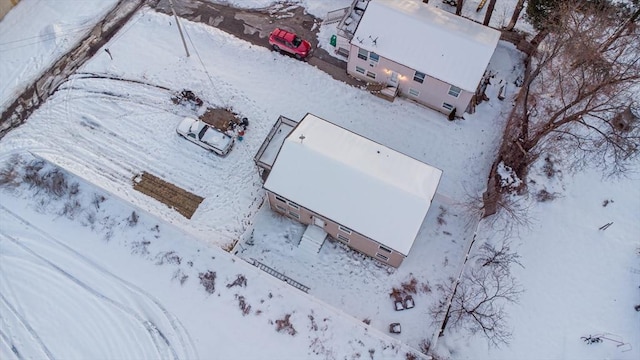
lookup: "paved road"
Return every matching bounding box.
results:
[152,0,364,87]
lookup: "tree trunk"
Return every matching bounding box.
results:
[483,0,498,26]
[505,0,526,31]
[456,0,464,16]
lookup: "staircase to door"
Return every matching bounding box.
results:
[298,224,327,255]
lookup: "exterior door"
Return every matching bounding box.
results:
[388,71,399,87]
[313,217,325,228]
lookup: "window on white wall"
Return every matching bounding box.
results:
[442,102,454,111]
[288,201,299,209]
[369,52,379,62]
[357,48,368,60]
[288,211,300,219]
[366,71,376,79]
[448,85,461,97]
[275,205,286,212]
[408,88,420,97]
[275,195,286,203]
[355,66,365,74]
[413,71,426,83]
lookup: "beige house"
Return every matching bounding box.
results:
[254,113,442,267]
[334,0,500,115]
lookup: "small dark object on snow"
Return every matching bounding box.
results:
[581,335,603,344]
[403,295,415,309]
[173,89,203,108]
[389,323,401,334]
[240,117,249,128]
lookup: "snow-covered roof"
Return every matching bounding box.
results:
[352,0,501,92]
[264,114,442,255]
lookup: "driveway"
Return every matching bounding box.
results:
[152,0,364,87]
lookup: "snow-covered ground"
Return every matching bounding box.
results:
[0,0,119,112]
[1,1,638,359]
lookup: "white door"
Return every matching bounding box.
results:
[388,71,399,86]
[313,217,325,228]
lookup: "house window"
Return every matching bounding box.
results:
[275,205,287,212]
[355,66,365,74]
[338,225,352,235]
[413,71,425,84]
[366,71,376,79]
[337,234,350,243]
[275,195,286,203]
[288,201,299,210]
[369,52,379,62]
[376,253,389,261]
[448,85,461,97]
[378,245,392,254]
[408,88,420,97]
[288,211,300,219]
[357,48,368,60]
[442,102,454,111]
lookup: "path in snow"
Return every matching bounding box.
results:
[0,204,198,360]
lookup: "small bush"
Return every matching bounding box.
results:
[602,199,614,207]
[308,314,318,331]
[68,182,80,196]
[419,339,431,355]
[0,155,21,188]
[421,282,432,294]
[235,295,251,316]
[92,194,106,210]
[128,211,139,226]
[42,169,68,197]
[542,155,557,178]
[172,269,188,285]
[275,314,296,336]
[226,274,247,288]
[131,240,151,256]
[405,353,418,360]
[60,199,82,218]
[536,189,556,202]
[437,206,447,225]
[401,277,418,294]
[23,160,45,189]
[156,251,181,265]
[199,271,216,294]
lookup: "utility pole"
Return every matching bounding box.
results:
[168,0,190,57]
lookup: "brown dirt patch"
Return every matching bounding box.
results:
[133,171,203,219]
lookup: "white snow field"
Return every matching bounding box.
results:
[0,1,638,359]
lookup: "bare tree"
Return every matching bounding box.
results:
[505,0,526,31]
[476,238,524,273]
[431,267,523,347]
[484,2,640,215]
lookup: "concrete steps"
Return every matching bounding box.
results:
[298,224,327,255]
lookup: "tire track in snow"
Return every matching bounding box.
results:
[0,294,53,360]
[0,233,173,360]
[0,205,198,360]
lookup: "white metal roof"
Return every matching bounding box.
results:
[264,114,442,256]
[352,0,501,92]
